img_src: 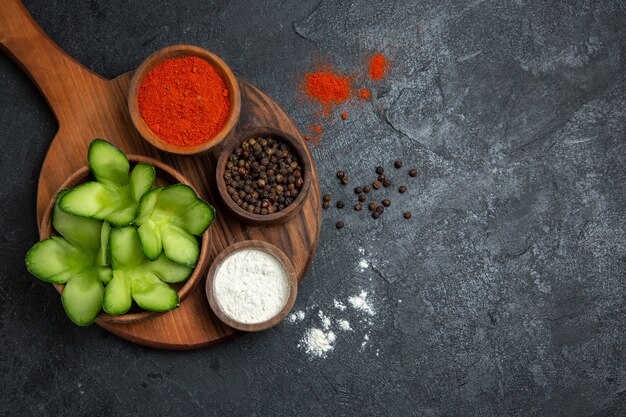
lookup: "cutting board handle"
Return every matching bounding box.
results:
[0,0,104,123]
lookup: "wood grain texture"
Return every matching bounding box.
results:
[0,0,320,349]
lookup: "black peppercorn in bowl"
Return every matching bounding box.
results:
[216,127,312,226]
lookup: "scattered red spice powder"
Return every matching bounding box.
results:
[309,124,323,135]
[368,53,388,80]
[138,56,230,147]
[303,68,352,108]
[359,88,372,100]
[341,112,348,120]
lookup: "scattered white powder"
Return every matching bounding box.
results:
[337,319,352,331]
[348,291,375,316]
[318,310,331,330]
[288,310,305,323]
[213,248,290,324]
[358,259,369,271]
[301,328,336,357]
[361,333,370,349]
[333,299,346,311]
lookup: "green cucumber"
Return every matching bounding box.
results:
[135,184,214,266]
[25,192,111,326]
[97,222,111,267]
[148,254,193,283]
[103,271,132,315]
[110,226,145,269]
[88,139,130,187]
[59,140,156,226]
[131,274,178,311]
[61,270,104,327]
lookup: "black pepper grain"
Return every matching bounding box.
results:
[394,160,403,168]
[322,202,330,209]
[354,203,362,211]
[336,221,345,229]
[403,211,412,219]
[354,186,362,194]
[363,185,371,193]
[341,176,350,185]
[398,185,407,194]
[358,194,366,202]
[383,179,392,188]
[409,168,419,177]
[372,211,380,219]
[372,180,381,190]
[375,166,384,175]
[382,199,391,207]
[336,200,345,209]
[323,194,331,202]
[368,202,378,211]
[336,170,345,179]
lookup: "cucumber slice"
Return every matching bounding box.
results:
[110,227,144,269]
[61,270,104,326]
[137,221,161,261]
[26,237,91,284]
[161,225,199,267]
[58,182,117,219]
[130,163,156,202]
[88,139,130,187]
[97,221,111,266]
[131,274,179,311]
[174,200,215,235]
[103,202,136,227]
[135,184,214,264]
[52,190,102,251]
[148,254,193,283]
[103,271,132,315]
[96,266,113,284]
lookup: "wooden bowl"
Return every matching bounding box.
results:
[128,44,241,155]
[215,127,312,226]
[205,241,298,332]
[39,155,211,324]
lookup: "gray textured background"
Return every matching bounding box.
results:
[1,0,625,416]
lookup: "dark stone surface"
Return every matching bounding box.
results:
[1,0,625,415]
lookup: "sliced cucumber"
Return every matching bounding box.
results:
[137,221,161,261]
[103,202,136,227]
[96,266,113,284]
[26,237,91,284]
[88,139,130,187]
[110,227,144,269]
[161,225,199,267]
[148,253,193,283]
[52,190,102,251]
[131,274,179,311]
[135,187,162,224]
[103,271,132,315]
[130,163,156,202]
[61,270,104,326]
[135,184,214,265]
[97,221,111,266]
[58,182,118,220]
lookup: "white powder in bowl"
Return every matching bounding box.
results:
[213,248,290,324]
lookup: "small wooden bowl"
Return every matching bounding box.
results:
[205,241,298,332]
[128,45,241,155]
[39,155,211,324]
[215,127,312,226]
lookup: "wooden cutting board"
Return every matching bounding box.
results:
[0,0,321,349]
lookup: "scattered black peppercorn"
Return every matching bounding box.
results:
[225,136,303,214]
[323,194,331,202]
[341,176,350,185]
[322,202,330,209]
[372,211,380,219]
[403,211,412,219]
[354,186,363,194]
[378,174,386,182]
[336,200,345,209]
[354,203,362,211]
[363,185,371,193]
[398,185,407,193]
[358,194,366,202]
[383,179,392,188]
[372,180,382,190]
[336,221,345,229]
[336,170,345,179]
[394,160,403,169]
[375,166,384,175]
[382,199,391,207]
[409,168,419,177]
[375,206,384,214]
[368,202,378,211]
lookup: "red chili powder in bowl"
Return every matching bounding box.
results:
[138,56,231,147]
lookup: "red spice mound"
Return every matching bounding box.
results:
[303,68,352,107]
[368,53,388,80]
[139,56,231,147]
